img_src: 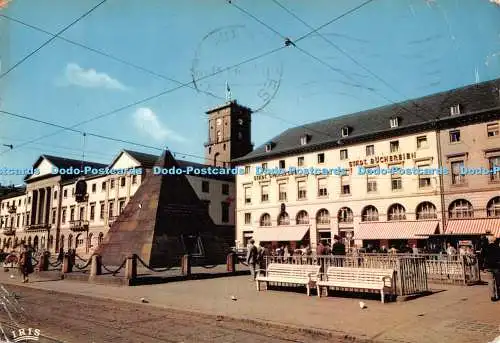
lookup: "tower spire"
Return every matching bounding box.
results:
[225,81,232,102]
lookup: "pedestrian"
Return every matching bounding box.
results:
[257,242,269,273]
[483,235,500,302]
[246,239,259,280]
[57,247,64,263]
[446,243,457,256]
[18,244,33,283]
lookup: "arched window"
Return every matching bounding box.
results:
[361,206,379,222]
[338,207,353,223]
[75,234,83,248]
[278,212,290,225]
[88,233,93,249]
[416,202,437,219]
[449,199,473,218]
[68,234,73,249]
[296,210,309,224]
[260,213,271,226]
[48,235,54,249]
[388,204,406,221]
[316,209,330,225]
[487,197,500,217]
[98,232,104,246]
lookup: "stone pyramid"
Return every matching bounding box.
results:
[95,150,217,268]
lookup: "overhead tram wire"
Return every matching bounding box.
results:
[1,2,391,156]
[0,14,224,101]
[0,109,229,164]
[0,0,108,81]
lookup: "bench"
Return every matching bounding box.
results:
[317,267,395,303]
[256,263,321,296]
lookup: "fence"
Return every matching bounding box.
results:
[264,254,429,296]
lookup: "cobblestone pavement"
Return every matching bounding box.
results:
[0,285,374,343]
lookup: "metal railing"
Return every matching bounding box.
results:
[69,220,89,232]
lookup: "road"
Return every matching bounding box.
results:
[0,284,373,343]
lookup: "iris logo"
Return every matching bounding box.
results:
[0,0,11,9]
[7,328,41,342]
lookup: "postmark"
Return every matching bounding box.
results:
[191,25,283,112]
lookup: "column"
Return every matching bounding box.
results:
[32,190,39,226]
[45,187,51,226]
[38,188,45,225]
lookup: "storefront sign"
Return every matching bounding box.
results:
[348,152,417,168]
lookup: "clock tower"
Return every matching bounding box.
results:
[204,100,253,167]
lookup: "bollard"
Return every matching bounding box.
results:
[90,254,102,278]
[62,253,72,273]
[125,255,137,281]
[226,252,236,273]
[181,254,191,276]
[37,251,50,271]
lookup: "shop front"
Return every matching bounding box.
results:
[252,225,311,251]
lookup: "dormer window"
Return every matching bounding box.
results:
[265,142,273,152]
[390,117,399,128]
[341,126,349,137]
[300,134,310,145]
[450,104,461,115]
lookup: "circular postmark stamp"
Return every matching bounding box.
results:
[191,25,283,112]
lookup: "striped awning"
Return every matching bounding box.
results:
[445,218,500,237]
[252,225,310,242]
[355,221,439,240]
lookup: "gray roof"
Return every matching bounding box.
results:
[234,78,500,163]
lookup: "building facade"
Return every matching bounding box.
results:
[234,79,500,251]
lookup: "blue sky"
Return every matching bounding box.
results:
[0,0,499,185]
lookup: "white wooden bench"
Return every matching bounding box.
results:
[255,263,321,296]
[317,267,395,303]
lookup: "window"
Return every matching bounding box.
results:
[63,190,67,198]
[26,212,30,225]
[110,180,115,189]
[341,176,350,195]
[367,179,377,192]
[278,212,290,225]
[62,209,66,224]
[132,175,137,184]
[260,213,271,226]
[238,118,244,125]
[216,118,222,126]
[279,160,285,169]
[489,156,500,181]
[202,181,209,193]
[222,184,229,195]
[261,185,269,202]
[449,199,473,218]
[278,183,287,201]
[418,164,432,188]
[119,200,125,214]
[487,123,499,137]
[90,204,95,221]
[79,207,85,220]
[244,187,252,204]
[28,197,31,204]
[451,161,464,185]
[72,188,75,196]
[297,180,307,200]
[388,204,406,220]
[450,104,461,115]
[449,130,460,143]
[297,156,304,167]
[317,153,325,164]
[120,177,126,187]
[244,213,251,224]
[417,136,428,149]
[296,211,309,224]
[390,140,399,153]
[92,184,96,193]
[216,130,222,142]
[338,207,353,223]
[361,205,378,222]
[102,181,106,191]
[70,207,75,222]
[366,145,374,156]
[340,149,348,160]
[391,175,402,190]
[54,191,58,200]
[265,143,272,152]
[300,135,309,145]
[108,202,114,218]
[237,132,243,140]
[316,209,330,224]
[487,197,500,217]
[100,203,105,219]
[417,202,437,219]
[390,117,399,128]
[261,162,268,169]
[317,178,327,197]
[341,127,349,137]
[244,166,250,174]
[52,209,56,225]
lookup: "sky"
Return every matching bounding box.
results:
[0,0,499,185]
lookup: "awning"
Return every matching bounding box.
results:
[355,221,439,240]
[252,225,310,242]
[445,218,500,238]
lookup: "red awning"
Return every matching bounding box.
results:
[355,221,439,240]
[445,218,500,238]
